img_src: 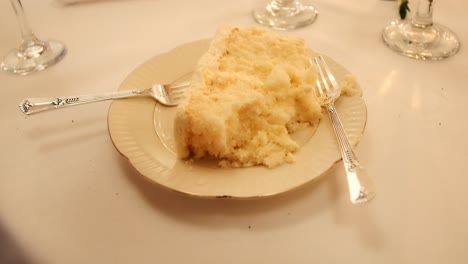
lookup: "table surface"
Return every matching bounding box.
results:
[1,0,467,263]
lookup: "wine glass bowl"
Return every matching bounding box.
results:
[252,0,318,30]
[1,0,67,75]
[382,0,460,60]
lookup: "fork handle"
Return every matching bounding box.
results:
[18,89,143,115]
[326,103,376,204]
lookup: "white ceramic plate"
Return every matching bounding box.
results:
[107,39,367,199]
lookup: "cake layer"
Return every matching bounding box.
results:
[174,25,341,168]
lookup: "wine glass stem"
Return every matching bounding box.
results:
[412,0,434,28]
[275,0,295,7]
[10,0,37,43]
[268,0,298,14]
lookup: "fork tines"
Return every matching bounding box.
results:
[170,81,190,90]
[313,55,340,94]
[169,81,190,101]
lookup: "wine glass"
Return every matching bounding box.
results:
[382,0,460,60]
[1,0,67,75]
[252,0,318,30]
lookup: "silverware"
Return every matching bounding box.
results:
[19,81,189,115]
[313,55,376,204]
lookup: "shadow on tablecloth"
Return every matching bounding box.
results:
[0,220,35,264]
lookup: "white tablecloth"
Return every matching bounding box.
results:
[1,0,467,263]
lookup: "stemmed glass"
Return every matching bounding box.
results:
[252,0,318,30]
[1,0,67,75]
[382,0,460,60]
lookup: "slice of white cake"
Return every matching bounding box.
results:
[174,25,324,168]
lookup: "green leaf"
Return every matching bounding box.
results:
[399,1,411,19]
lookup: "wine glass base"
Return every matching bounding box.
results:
[1,39,67,75]
[253,1,318,30]
[382,19,460,60]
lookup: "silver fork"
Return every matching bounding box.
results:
[313,55,375,204]
[18,81,189,115]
